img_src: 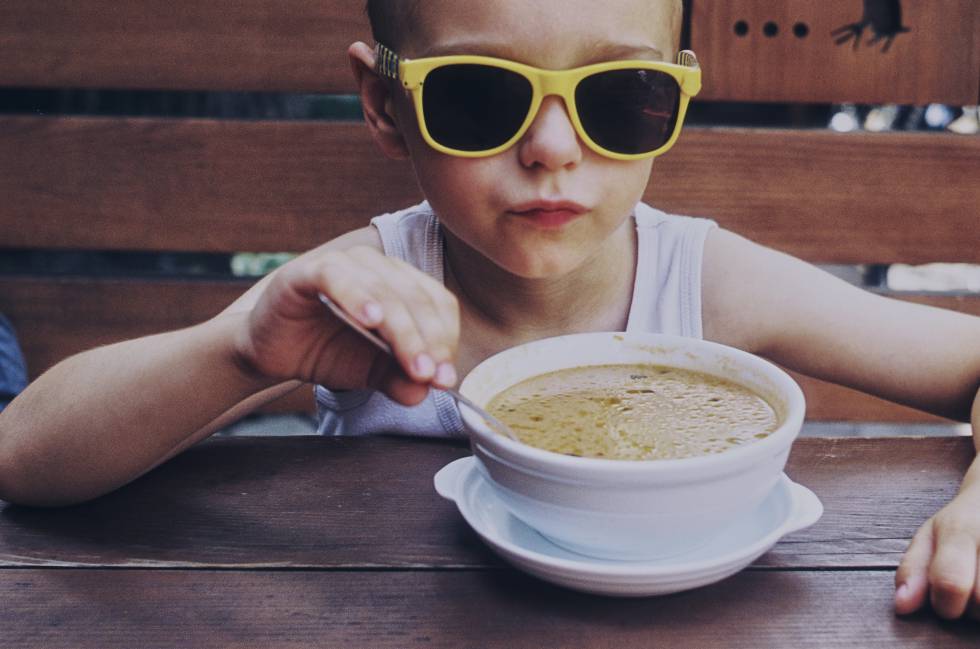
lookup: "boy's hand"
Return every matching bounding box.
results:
[234,245,460,405]
[895,481,980,619]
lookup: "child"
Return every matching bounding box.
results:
[1,0,978,621]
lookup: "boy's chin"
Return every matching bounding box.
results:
[494,250,591,280]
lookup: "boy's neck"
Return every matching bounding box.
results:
[443,219,637,340]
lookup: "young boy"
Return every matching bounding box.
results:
[1,0,978,621]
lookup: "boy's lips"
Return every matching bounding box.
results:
[508,200,588,228]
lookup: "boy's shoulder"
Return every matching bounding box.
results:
[370,201,441,273]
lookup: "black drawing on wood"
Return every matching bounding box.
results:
[832,0,910,53]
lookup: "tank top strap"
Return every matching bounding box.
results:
[627,202,717,339]
[370,201,445,282]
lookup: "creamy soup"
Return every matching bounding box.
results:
[486,364,779,460]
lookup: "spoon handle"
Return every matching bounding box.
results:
[317,293,520,442]
[318,293,393,355]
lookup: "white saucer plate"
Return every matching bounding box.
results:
[435,456,823,597]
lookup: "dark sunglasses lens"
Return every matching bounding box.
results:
[422,64,532,152]
[576,69,680,154]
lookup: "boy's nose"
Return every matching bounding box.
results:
[517,96,583,170]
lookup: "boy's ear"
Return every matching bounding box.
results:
[348,42,411,160]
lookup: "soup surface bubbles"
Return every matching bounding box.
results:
[486,364,778,460]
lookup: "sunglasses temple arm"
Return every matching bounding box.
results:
[676,50,699,69]
[675,50,701,96]
[375,42,401,80]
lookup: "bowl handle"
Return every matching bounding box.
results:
[783,481,824,535]
[433,456,472,502]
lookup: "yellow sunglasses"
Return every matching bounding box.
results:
[376,43,701,160]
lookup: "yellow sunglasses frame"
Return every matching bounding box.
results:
[376,43,701,160]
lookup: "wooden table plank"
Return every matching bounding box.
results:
[0,437,973,570]
[1,569,977,648]
[763,436,974,568]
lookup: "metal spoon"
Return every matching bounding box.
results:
[318,293,521,442]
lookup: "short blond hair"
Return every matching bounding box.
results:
[366,0,684,53]
[365,1,421,50]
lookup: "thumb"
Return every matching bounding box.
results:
[895,517,935,615]
[377,369,431,407]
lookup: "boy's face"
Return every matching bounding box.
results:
[385,0,680,280]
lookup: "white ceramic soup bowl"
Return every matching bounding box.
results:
[457,332,806,561]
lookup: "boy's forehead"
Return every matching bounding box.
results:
[404,0,678,64]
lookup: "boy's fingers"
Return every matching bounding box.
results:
[928,526,977,619]
[392,282,453,364]
[314,254,387,327]
[315,246,458,387]
[377,370,430,406]
[895,519,934,615]
[371,296,433,381]
[316,253,431,382]
[413,276,461,388]
[416,274,461,343]
[373,255,458,370]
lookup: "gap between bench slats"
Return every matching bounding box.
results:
[1,116,977,264]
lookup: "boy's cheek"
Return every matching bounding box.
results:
[415,157,506,210]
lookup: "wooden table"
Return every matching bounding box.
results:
[1,435,978,647]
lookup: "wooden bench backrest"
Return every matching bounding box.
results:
[1,0,979,422]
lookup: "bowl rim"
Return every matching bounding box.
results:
[458,331,805,479]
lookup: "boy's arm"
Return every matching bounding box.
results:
[0,225,460,507]
[702,228,980,421]
[0,230,375,507]
[702,227,980,619]
[0,312,291,506]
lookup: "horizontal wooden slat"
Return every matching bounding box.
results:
[655,128,980,265]
[0,276,313,413]
[0,277,249,378]
[0,116,419,254]
[3,0,979,107]
[690,0,980,105]
[1,116,978,264]
[0,0,367,92]
[4,569,978,648]
[1,276,977,421]
[0,437,972,569]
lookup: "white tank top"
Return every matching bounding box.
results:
[315,201,716,438]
